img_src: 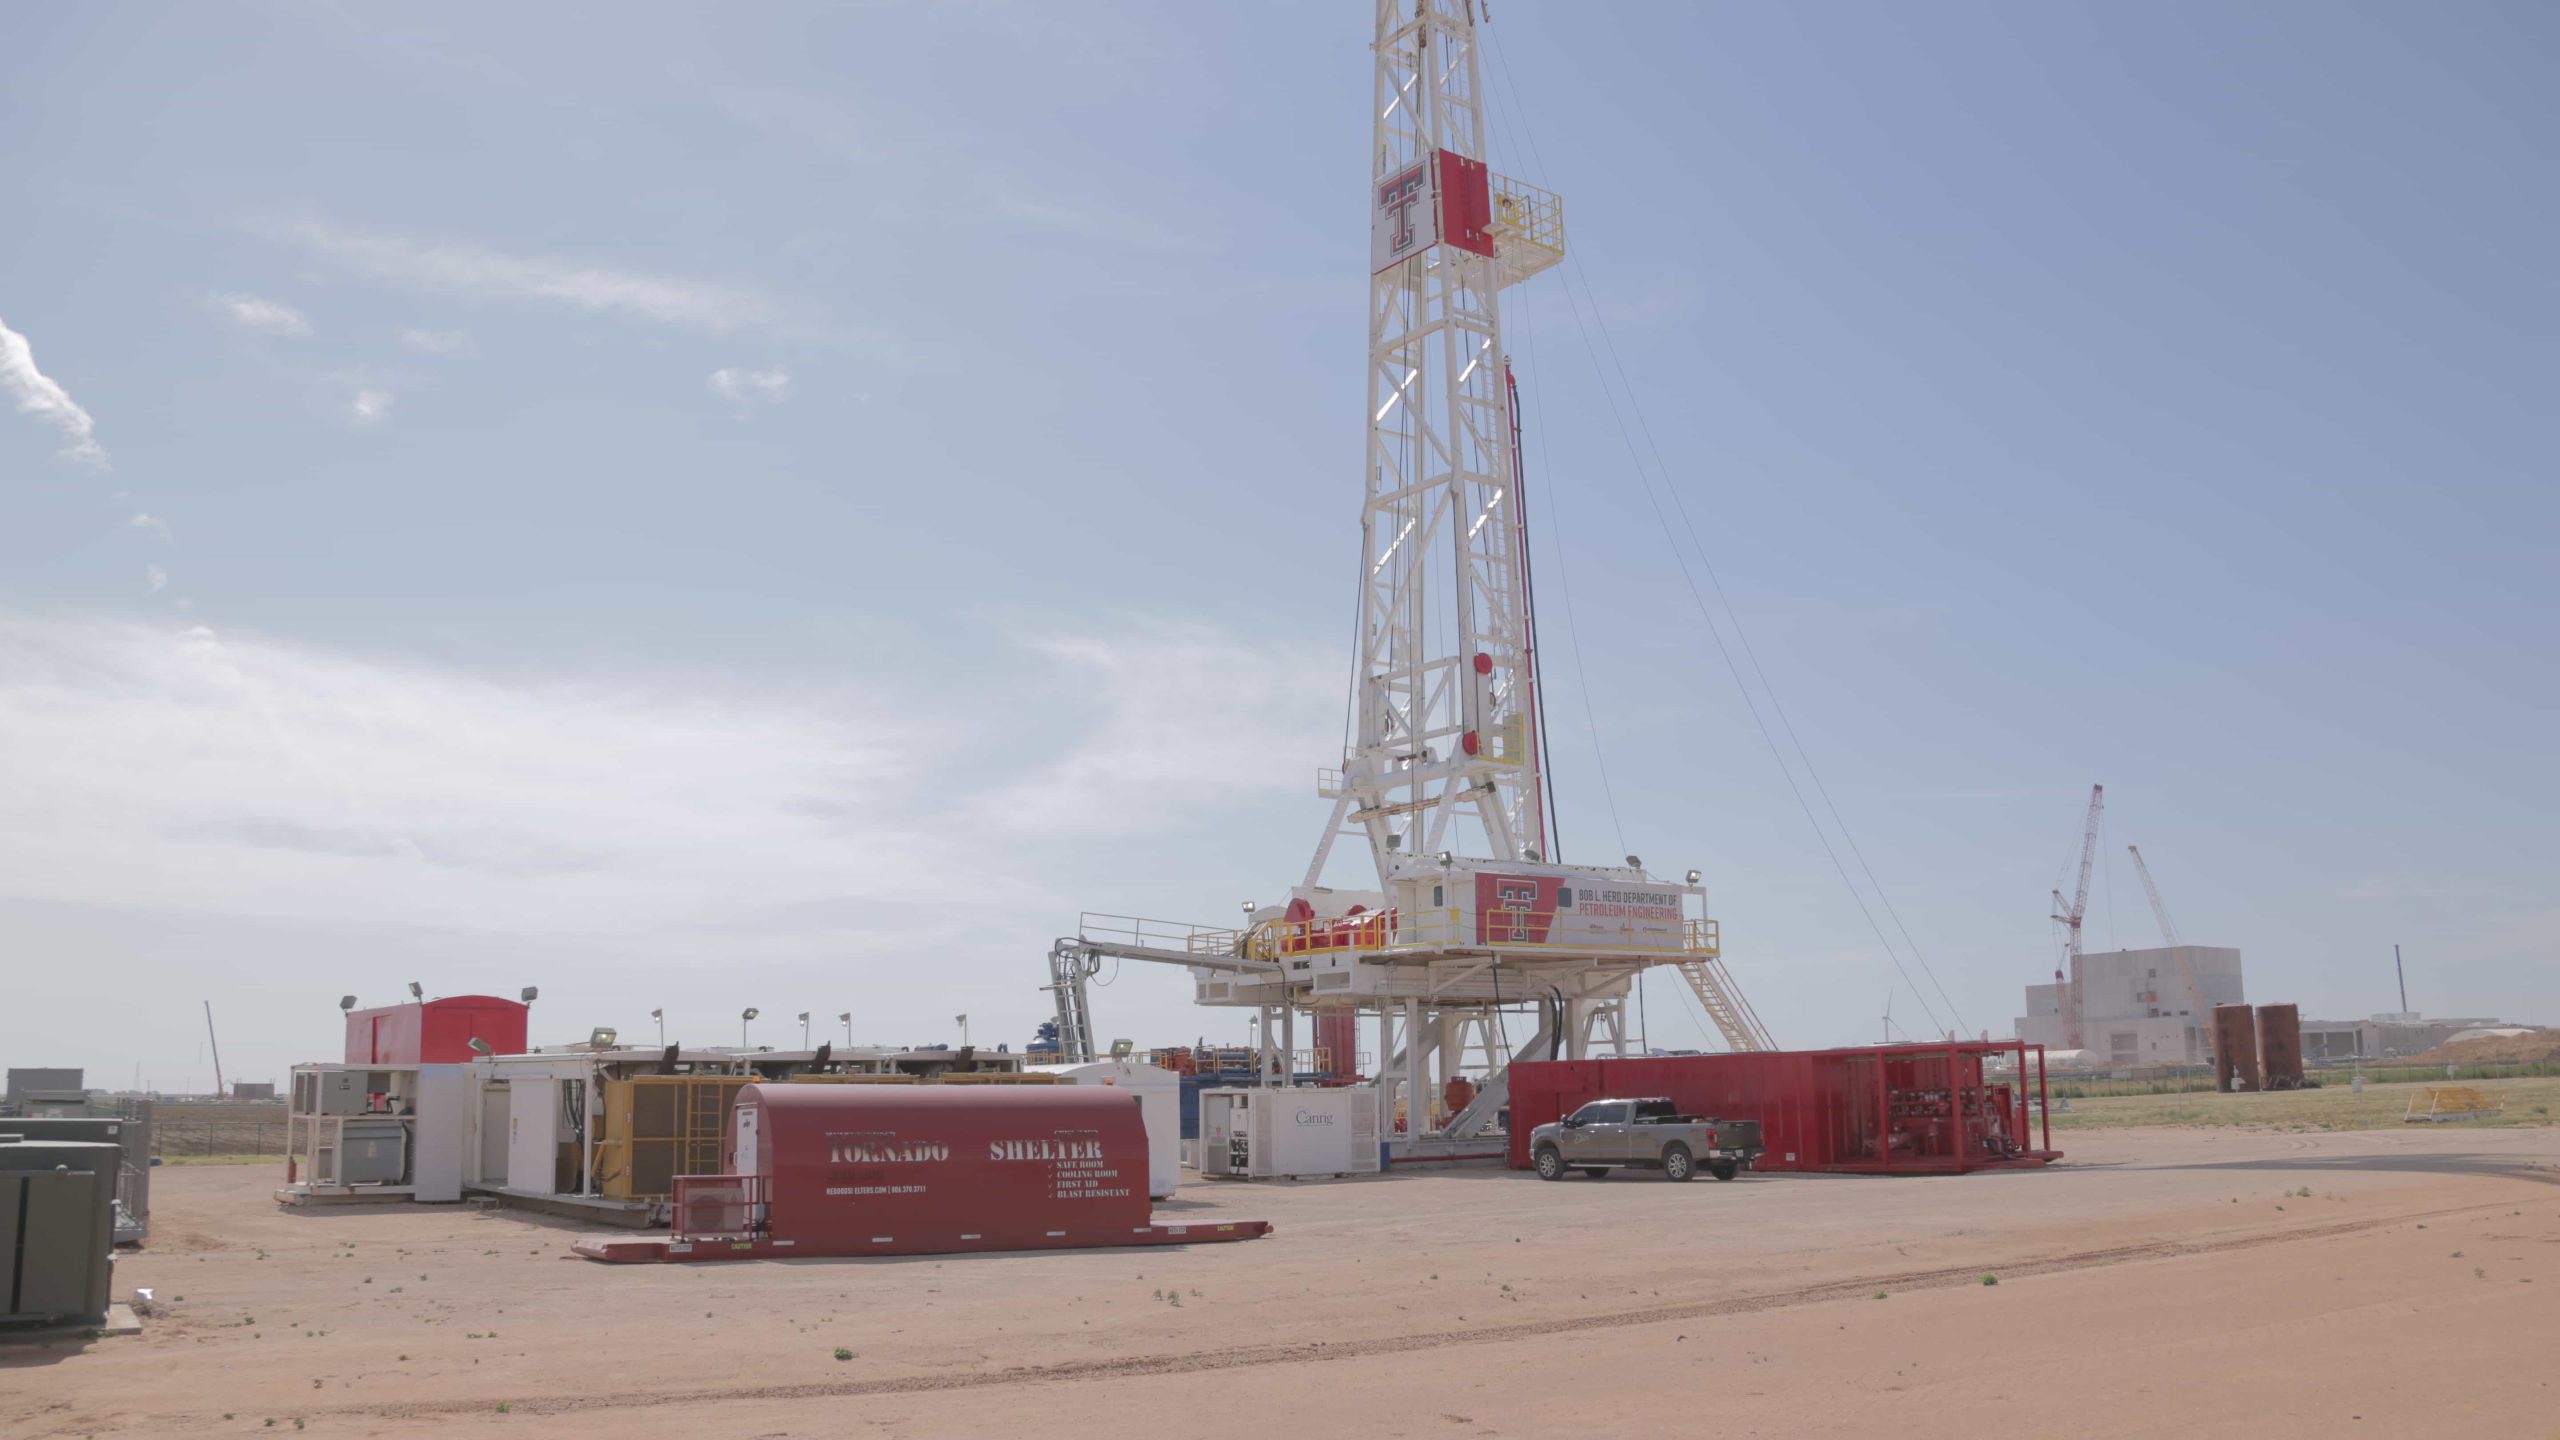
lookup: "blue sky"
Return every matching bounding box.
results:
[3,1,2553,1089]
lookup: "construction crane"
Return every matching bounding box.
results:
[2048,784,2104,1051]
[1059,1,1767,1162]
[2127,844,2211,1058]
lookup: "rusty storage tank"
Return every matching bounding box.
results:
[2256,1004,2305,1090]
[2212,1005,2260,1092]
[577,1083,1268,1263]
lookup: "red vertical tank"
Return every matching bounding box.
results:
[2255,1004,2304,1090]
[1313,1010,1360,1079]
[2213,1005,2260,1092]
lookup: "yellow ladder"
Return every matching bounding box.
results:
[1676,953,1775,1052]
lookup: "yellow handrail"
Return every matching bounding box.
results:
[1193,909,1720,960]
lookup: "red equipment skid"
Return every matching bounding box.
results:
[1508,1040,2061,1175]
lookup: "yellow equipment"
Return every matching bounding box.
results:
[2404,1085,2503,1123]
[594,1076,753,1200]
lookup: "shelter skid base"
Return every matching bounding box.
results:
[464,1184,658,1229]
[574,1220,1273,1264]
[274,1184,416,1209]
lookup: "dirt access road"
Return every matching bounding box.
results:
[7,1127,2557,1438]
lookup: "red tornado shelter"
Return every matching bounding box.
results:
[577,1084,1269,1263]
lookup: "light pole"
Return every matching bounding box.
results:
[740,1007,759,1048]
[954,1013,970,1049]
[798,1012,811,1048]
[651,1008,664,1047]
[838,1011,852,1046]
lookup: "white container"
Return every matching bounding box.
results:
[1197,1086,1380,1180]
[1026,1060,1182,1199]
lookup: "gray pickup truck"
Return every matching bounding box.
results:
[1529,1097,1763,1182]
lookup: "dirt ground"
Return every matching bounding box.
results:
[8,1127,2559,1439]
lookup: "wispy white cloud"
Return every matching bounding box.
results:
[0,613,1333,935]
[349,388,394,425]
[262,217,785,336]
[0,315,108,466]
[208,292,312,337]
[129,513,173,541]
[145,564,168,595]
[0,614,929,932]
[972,620,1342,838]
[397,327,471,355]
[708,366,792,406]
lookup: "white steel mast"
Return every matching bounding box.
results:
[1309,0,1544,888]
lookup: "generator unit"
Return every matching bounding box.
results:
[0,1139,119,1326]
[1196,1086,1381,1180]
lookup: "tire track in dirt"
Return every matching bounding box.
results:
[313,1198,2516,1422]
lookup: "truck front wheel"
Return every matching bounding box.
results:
[1709,1158,1740,1182]
[1534,1146,1565,1181]
[1662,1144,1696,1182]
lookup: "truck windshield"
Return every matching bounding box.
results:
[1569,1101,1628,1126]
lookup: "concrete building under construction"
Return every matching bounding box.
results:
[2015,945,2244,1065]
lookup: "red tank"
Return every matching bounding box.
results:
[577,1083,1269,1263]
[2213,1004,2261,1092]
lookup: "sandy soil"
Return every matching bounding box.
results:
[7,1128,2558,1438]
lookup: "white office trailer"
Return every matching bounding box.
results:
[1026,1058,1180,1199]
[1196,1086,1381,1180]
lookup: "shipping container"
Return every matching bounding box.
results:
[343,996,529,1065]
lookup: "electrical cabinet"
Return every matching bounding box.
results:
[0,1140,118,1325]
[410,1065,468,1203]
[296,1068,393,1117]
[506,1077,563,1195]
